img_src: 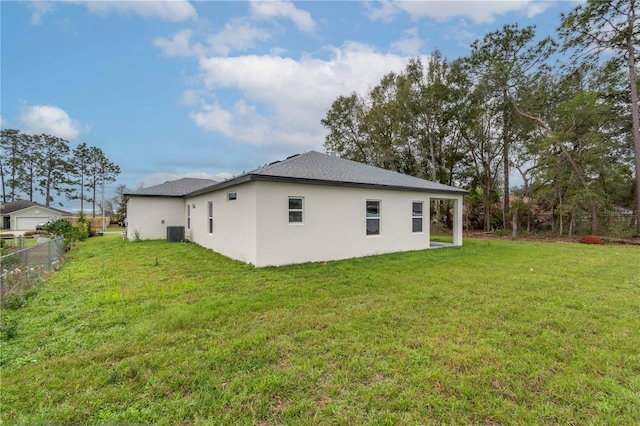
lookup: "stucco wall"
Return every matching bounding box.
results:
[128,181,463,267]
[126,196,185,240]
[252,181,448,267]
[186,184,258,265]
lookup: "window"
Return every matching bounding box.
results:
[207,201,213,234]
[412,202,423,233]
[187,204,191,230]
[288,197,303,223]
[366,200,380,235]
[228,191,237,201]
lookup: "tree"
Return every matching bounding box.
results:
[36,134,71,207]
[467,23,557,229]
[17,133,43,202]
[323,54,469,188]
[512,67,627,235]
[322,93,370,163]
[112,183,130,222]
[69,142,92,212]
[85,146,120,218]
[559,0,640,233]
[0,129,23,203]
[460,78,504,231]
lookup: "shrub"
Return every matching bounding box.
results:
[579,235,606,245]
[76,211,95,238]
[44,219,87,248]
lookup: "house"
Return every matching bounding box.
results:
[0,200,72,231]
[125,151,468,267]
[124,177,218,240]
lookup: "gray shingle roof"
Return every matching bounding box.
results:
[189,151,467,196]
[126,177,218,197]
[0,200,71,215]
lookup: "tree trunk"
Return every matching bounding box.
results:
[427,133,441,223]
[626,13,640,234]
[556,142,598,234]
[484,196,491,231]
[484,170,491,231]
[502,87,510,229]
[569,211,575,237]
[558,189,563,236]
[92,177,97,218]
[80,173,84,213]
[45,169,51,207]
[0,161,5,204]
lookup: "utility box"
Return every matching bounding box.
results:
[166,226,185,242]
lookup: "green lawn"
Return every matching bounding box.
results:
[1,235,639,424]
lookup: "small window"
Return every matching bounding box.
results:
[207,201,213,234]
[366,200,380,235]
[228,191,237,201]
[412,202,423,233]
[187,204,191,230]
[288,197,303,223]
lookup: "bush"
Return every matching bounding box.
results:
[579,235,606,245]
[44,218,88,248]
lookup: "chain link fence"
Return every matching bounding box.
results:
[1,236,64,308]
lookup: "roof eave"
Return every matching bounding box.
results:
[251,175,469,195]
[125,193,187,198]
[185,173,468,197]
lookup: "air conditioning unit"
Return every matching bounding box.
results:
[166,226,185,242]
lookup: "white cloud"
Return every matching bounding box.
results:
[190,100,271,145]
[179,89,204,106]
[207,19,272,56]
[190,42,413,148]
[76,0,197,22]
[154,20,271,58]
[443,19,480,49]
[367,0,547,24]
[365,0,400,23]
[29,1,55,25]
[28,0,197,24]
[250,0,316,33]
[153,28,202,57]
[391,27,424,55]
[20,105,84,139]
[526,2,553,18]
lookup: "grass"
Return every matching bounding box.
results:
[1,236,639,424]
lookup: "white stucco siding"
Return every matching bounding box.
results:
[253,182,440,267]
[186,185,258,265]
[126,196,185,240]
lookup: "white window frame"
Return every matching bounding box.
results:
[288,197,304,224]
[187,204,191,230]
[412,201,423,233]
[207,201,213,234]
[366,200,381,236]
[227,191,237,201]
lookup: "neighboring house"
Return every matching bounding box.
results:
[125,151,468,267]
[0,200,72,231]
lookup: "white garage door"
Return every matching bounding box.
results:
[15,217,42,230]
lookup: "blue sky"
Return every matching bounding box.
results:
[1,0,579,206]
